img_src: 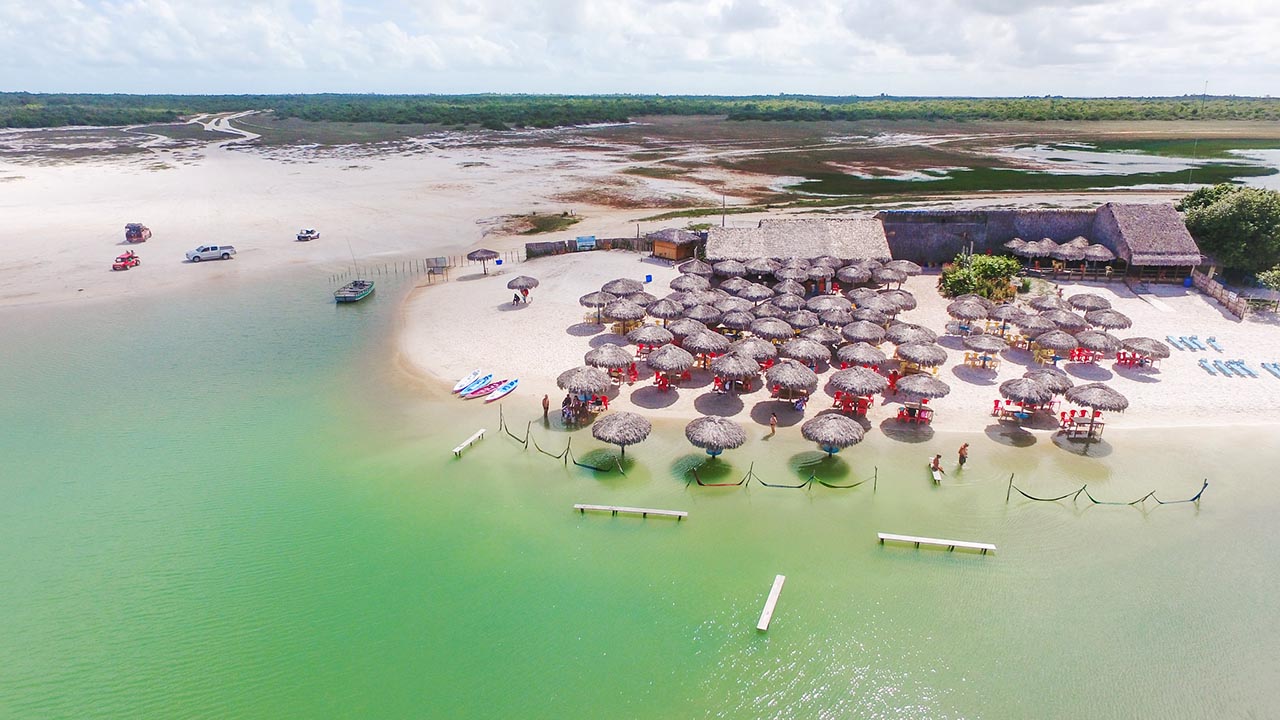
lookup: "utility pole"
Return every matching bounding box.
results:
[721,194,726,227]
[1188,81,1209,185]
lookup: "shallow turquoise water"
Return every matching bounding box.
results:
[1,270,1276,719]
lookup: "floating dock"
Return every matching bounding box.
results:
[878,532,996,555]
[756,574,786,631]
[452,429,485,457]
[573,504,687,520]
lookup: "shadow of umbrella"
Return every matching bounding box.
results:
[629,385,679,409]
[984,422,1037,447]
[671,454,738,485]
[1051,433,1114,458]
[1066,364,1114,381]
[749,400,803,427]
[950,364,997,386]
[787,451,851,480]
[878,417,935,443]
[566,322,603,337]
[694,391,745,416]
[572,448,634,475]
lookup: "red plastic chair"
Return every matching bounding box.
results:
[993,400,1002,416]
[602,395,609,410]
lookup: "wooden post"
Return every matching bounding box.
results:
[1006,473,1014,502]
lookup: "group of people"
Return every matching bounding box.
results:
[510,287,531,305]
[929,443,970,476]
[546,391,606,424]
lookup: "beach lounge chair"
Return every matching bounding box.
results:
[1187,336,1207,351]
[1231,360,1258,378]
[1212,360,1234,377]
[1263,363,1280,379]
[1166,335,1185,351]
[1198,359,1217,376]
[1206,337,1224,352]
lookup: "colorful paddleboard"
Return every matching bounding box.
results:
[459,373,492,395]
[453,369,483,393]
[464,379,507,398]
[485,378,520,403]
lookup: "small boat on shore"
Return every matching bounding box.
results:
[454,369,484,393]
[486,378,519,403]
[464,379,507,399]
[335,279,374,303]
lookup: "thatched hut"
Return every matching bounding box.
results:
[592,411,652,456]
[685,416,747,456]
[801,413,866,455]
[649,228,701,261]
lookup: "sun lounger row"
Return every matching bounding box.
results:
[1167,335,1223,352]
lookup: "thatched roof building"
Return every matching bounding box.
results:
[647,228,703,261]
[1092,203,1202,267]
[705,219,891,262]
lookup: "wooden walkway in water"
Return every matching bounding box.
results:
[573,504,687,520]
[878,532,995,554]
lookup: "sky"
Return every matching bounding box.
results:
[1,0,1277,96]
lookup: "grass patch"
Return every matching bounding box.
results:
[621,166,689,179]
[1069,138,1280,159]
[520,213,583,234]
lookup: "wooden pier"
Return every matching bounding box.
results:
[452,429,485,457]
[878,532,996,555]
[756,574,786,631]
[573,504,687,520]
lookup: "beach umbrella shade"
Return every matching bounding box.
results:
[1066,235,1091,249]
[670,274,711,292]
[884,259,923,276]
[953,293,996,311]
[837,342,887,367]
[711,353,762,381]
[647,298,685,323]
[665,290,687,304]
[684,304,723,325]
[886,322,938,345]
[896,342,947,367]
[807,265,835,281]
[1014,314,1056,335]
[846,287,877,303]
[765,359,819,394]
[584,343,634,370]
[1033,329,1079,352]
[667,318,707,339]
[841,321,887,345]
[773,279,806,296]
[830,367,888,396]
[683,289,723,308]
[872,267,907,286]
[718,276,751,295]
[1028,294,1067,311]
[773,266,809,281]
[770,294,806,312]
[963,333,1007,354]
[557,366,612,395]
[603,278,644,296]
[837,265,872,285]
[604,299,646,322]
[854,295,899,315]
[744,257,779,276]
[713,260,748,278]
[1074,330,1121,353]
[1120,337,1171,360]
[818,308,855,326]
[780,337,832,365]
[989,303,1025,322]
[851,307,890,324]
[1067,293,1111,312]
[1030,238,1060,257]
[800,325,842,345]
[753,303,789,319]
[750,317,795,341]
[1084,244,1116,262]
[1065,383,1129,439]
[579,290,618,323]
[896,374,951,400]
[683,329,731,356]
[730,337,778,362]
[806,295,853,313]
[851,258,884,272]
[785,310,821,330]
[1000,378,1054,405]
[714,296,753,313]
[779,256,810,268]
[1004,238,1027,253]
[1051,244,1086,262]
[946,300,988,321]
[738,283,775,303]
[1023,367,1074,393]
[506,275,539,290]
[811,254,843,268]
[627,291,658,306]
[645,343,695,373]
[879,289,917,311]
[802,413,866,455]
[678,259,714,276]
[592,411,652,456]
[1040,309,1089,332]
[627,325,673,346]
[685,416,747,456]
[719,310,755,331]
[466,248,499,274]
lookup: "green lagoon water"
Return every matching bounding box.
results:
[2,271,1278,719]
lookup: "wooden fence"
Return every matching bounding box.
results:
[1191,269,1249,319]
[525,237,653,258]
[328,249,526,285]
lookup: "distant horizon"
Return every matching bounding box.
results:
[3,91,1276,101]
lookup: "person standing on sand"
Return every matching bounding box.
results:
[958,443,969,469]
[512,292,521,306]
[542,394,550,420]
[769,413,777,437]
[521,288,530,303]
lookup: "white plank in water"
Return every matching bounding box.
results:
[756,574,786,631]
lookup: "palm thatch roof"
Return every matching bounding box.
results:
[1096,203,1202,266]
[649,228,702,246]
[780,337,832,365]
[836,265,872,285]
[713,260,748,278]
[953,294,995,311]
[1028,294,1067,311]
[1052,244,1086,261]
[592,411,652,454]
[711,352,762,380]
[896,374,951,400]
[841,320,887,344]
[1033,329,1079,352]
[1066,235,1091,249]
[771,294,806,312]
[684,304,723,325]
[466,248,499,261]
[627,325,673,346]
[603,278,644,296]
[685,416,747,452]
[812,254,843,267]
[1065,382,1129,411]
[765,359,819,392]
[646,344,695,372]
[604,299,646,321]
[627,291,658,306]
[946,300,988,321]
[963,334,1007,353]
[989,303,1025,322]
[579,291,617,308]
[773,266,809,281]
[719,310,755,331]
[801,325,843,345]
[830,366,888,396]
[884,259,922,276]
[682,289,723,308]
[853,295,899,315]
[801,413,866,453]
[670,274,711,292]
[1074,330,1121,353]
[714,296,753,313]
[682,329,730,355]
[750,317,795,341]
[818,308,855,326]
[780,257,810,268]
[1084,244,1116,262]
[807,265,835,281]
[1013,314,1055,335]
[718,276,751,294]
[806,295,853,313]
[886,322,938,345]
[872,267,907,286]
[753,303,789,319]
[1000,378,1054,405]
[705,218,891,262]
[506,275,539,290]
[677,258,714,276]
[667,318,707,339]
[584,343,634,369]
[1023,367,1074,393]
[851,307,890,324]
[1040,309,1089,332]
[1120,336,1171,359]
[772,279,806,296]
[557,366,612,395]
[896,342,947,367]
[1067,293,1111,311]
[647,299,685,320]
[837,342,887,366]
[730,337,778,362]
[744,257,780,275]
[785,310,820,330]
[879,289,917,311]
[1004,238,1027,252]
[738,283,775,303]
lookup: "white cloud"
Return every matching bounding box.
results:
[0,0,1275,95]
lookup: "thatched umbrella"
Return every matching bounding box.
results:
[1004,238,1027,253]
[1033,329,1079,352]
[779,256,810,268]
[684,304,723,325]
[1029,238,1060,258]
[830,367,888,396]
[1024,367,1073,393]
[1084,244,1116,263]
[557,366,612,395]
[1121,337,1171,360]
[646,343,695,374]
[592,411,651,456]
[806,265,835,282]
[738,283,775,304]
[801,325,842,345]
[1028,294,1067,311]
[963,334,1007,354]
[801,413,866,456]
[1074,330,1121,354]
[846,287,877,303]
[884,259,922,276]
[837,265,871,285]
[1085,309,1132,330]
[670,274,711,292]
[1065,383,1129,441]
[771,294,806,312]
[780,337,832,365]
[627,291,658,306]
[647,298,685,325]
[773,279,806,296]
[683,329,730,356]
[1040,309,1089,332]
[765,359,819,396]
[1013,314,1055,336]
[507,275,539,290]
[783,310,820,330]
[811,254,843,267]
[718,276,751,295]
[837,342,887,367]
[580,290,618,323]
[872,267,907,287]
[806,295,852,313]
[685,416,747,456]
[714,296,753,314]
[852,307,890,324]
[711,353,761,382]
[953,293,995,311]
[854,295,899,316]
[841,320,887,345]
[896,342,948,367]
[678,259,714,276]
[467,248,499,274]
[665,291,688,304]
[745,257,779,276]
[683,289,723,308]
[1052,244,1086,262]
[818,308,855,327]
[989,303,1025,322]
[713,260,748,278]
[585,343,634,370]
[886,322,938,345]
[604,299,646,323]
[750,317,795,342]
[719,310,755,331]
[668,318,707,340]
[603,278,644,296]
[753,303,789,319]
[1065,235,1090,249]
[947,300,988,321]
[897,374,951,400]
[628,325,673,346]
[730,337,778,362]
[1068,293,1111,312]
[1000,378,1054,405]
[879,289,917,311]
[773,266,809,281]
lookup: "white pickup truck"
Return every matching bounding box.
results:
[186,245,236,262]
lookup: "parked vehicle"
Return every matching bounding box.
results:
[125,223,151,243]
[186,245,236,262]
[296,228,320,241]
[112,250,140,271]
